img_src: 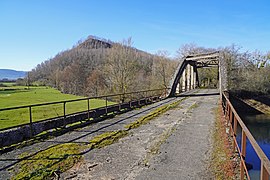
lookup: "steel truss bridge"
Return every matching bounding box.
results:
[168,51,227,97]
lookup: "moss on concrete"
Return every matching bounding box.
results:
[125,98,186,130]
[12,130,128,180]
[88,130,128,149]
[12,143,85,180]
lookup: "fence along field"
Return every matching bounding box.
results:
[0,84,111,130]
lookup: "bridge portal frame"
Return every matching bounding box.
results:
[168,51,225,97]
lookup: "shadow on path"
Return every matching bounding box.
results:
[0,98,177,172]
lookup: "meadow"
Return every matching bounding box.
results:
[0,83,113,130]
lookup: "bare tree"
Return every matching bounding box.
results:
[177,43,215,58]
[220,45,270,94]
[154,51,177,88]
[104,38,139,94]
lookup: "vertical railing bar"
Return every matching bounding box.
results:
[129,93,132,108]
[229,107,233,124]
[138,92,141,106]
[105,97,108,115]
[229,111,234,135]
[119,94,121,111]
[261,162,269,180]
[63,102,66,127]
[87,99,90,121]
[233,116,238,151]
[225,101,229,118]
[240,130,247,180]
[227,106,231,125]
[145,91,147,104]
[29,106,33,137]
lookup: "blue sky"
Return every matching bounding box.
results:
[1,0,270,71]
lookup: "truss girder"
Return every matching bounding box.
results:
[168,52,224,97]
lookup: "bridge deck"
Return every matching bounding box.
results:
[137,89,219,180]
[0,89,219,179]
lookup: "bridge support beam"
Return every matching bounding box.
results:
[191,65,194,89]
[195,67,199,88]
[193,68,196,89]
[182,68,186,92]
[187,64,191,90]
[218,62,222,97]
[176,80,180,94]
[181,64,197,91]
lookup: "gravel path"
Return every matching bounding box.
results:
[0,89,219,179]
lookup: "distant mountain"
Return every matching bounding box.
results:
[0,69,26,80]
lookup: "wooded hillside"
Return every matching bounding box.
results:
[26,37,269,97]
[223,45,270,95]
[28,36,178,96]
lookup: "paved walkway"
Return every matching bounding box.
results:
[136,89,218,180]
[0,89,219,179]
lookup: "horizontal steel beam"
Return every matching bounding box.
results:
[186,52,219,61]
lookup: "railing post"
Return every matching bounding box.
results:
[225,101,229,119]
[261,162,269,180]
[138,92,141,106]
[229,108,233,125]
[29,106,33,137]
[63,102,66,127]
[119,94,121,111]
[227,106,231,125]
[129,93,132,108]
[145,91,148,104]
[233,116,238,151]
[240,130,247,180]
[105,97,108,115]
[87,99,90,121]
[229,111,233,135]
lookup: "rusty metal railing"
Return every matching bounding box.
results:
[0,88,169,132]
[222,92,270,180]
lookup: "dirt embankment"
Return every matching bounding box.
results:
[232,92,270,115]
[242,98,270,115]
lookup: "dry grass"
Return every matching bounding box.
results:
[243,99,270,115]
[211,104,239,179]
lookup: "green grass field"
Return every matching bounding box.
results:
[0,85,114,130]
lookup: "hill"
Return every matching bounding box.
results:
[29,36,178,96]
[0,69,26,80]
